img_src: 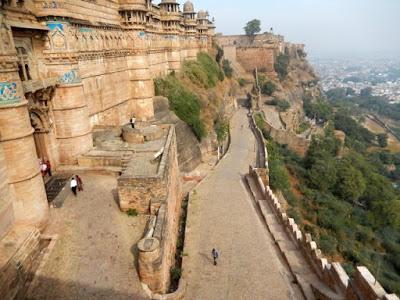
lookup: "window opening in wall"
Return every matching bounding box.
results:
[16,46,31,81]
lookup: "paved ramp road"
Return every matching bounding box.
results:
[184,109,300,300]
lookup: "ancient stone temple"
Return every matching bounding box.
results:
[0,1,214,298]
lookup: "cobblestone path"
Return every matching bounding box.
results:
[27,174,148,300]
[184,109,301,300]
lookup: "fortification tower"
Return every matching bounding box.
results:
[119,0,155,120]
[160,0,182,72]
[197,10,210,51]
[44,21,93,164]
[183,1,198,60]
[0,13,48,228]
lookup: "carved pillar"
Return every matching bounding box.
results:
[0,13,48,228]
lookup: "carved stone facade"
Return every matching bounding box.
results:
[0,0,214,291]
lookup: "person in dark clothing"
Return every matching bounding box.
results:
[45,159,52,177]
[211,248,219,266]
[76,175,83,191]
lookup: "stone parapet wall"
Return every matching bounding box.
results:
[251,119,399,300]
[216,33,284,48]
[118,125,181,214]
[136,125,183,293]
[249,113,268,169]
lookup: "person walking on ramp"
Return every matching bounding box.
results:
[70,177,78,197]
[211,248,219,266]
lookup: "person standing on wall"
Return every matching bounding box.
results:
[70,177,78,197]
[130,116,136,129]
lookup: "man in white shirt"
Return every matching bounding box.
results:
[70,177,78,196]
[130,117,136,129]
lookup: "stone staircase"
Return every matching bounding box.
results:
[45,174,71,205]
[121,153,133,173]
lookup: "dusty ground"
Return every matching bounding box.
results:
[27,174,148,300]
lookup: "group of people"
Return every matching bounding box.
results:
[39,159,52,177]
[70,175,83,196]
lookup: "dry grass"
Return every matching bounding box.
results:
[363,118,400,153]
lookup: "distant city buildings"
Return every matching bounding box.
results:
[311,57,400,103]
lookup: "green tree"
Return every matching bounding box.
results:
[346,87,356,96]
[274,53,290,80]
[216,45,224,64]
[335,163,366,204]
[269,159,290,192]
[308,158,337,192]
[222,59,233,78]
[326,88,347,100]
[304,99,333,124]
[360,87,373,98]
[244,19,261,41]
[377,133,388,148]
[362,173,396,206]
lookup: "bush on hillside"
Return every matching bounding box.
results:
[238,78,246,87]
[260,80,276,96]
[214,118,229,144]
[183,52,224,89]
[154,75,205,140]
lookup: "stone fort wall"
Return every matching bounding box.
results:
[0,0,213,296]
[216,33,306,77]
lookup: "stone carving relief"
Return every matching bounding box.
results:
[59,69,81,84]
[0,82,20,104]
[47,22,67,50]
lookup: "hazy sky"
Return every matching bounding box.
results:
[186,0,400,58]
